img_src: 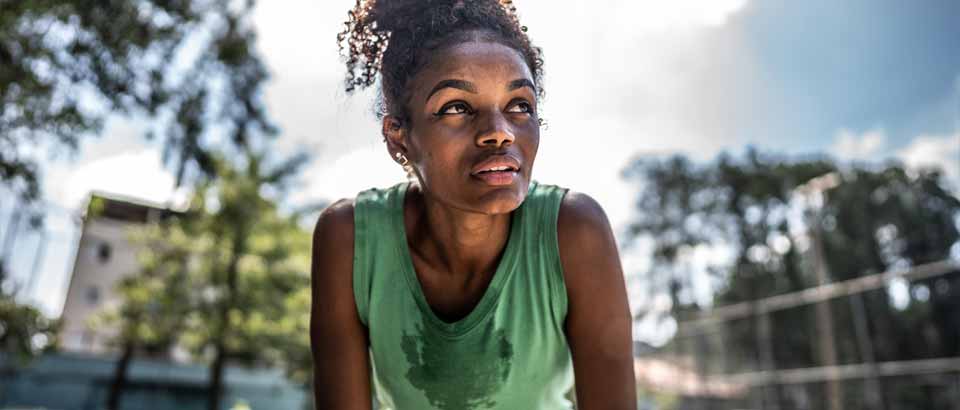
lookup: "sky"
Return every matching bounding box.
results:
[6,0,958,344]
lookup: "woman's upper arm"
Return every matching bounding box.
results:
[311,199,372,410]
[557,191,636,409]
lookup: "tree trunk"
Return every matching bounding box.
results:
[208,341,227,410]
[106,341,135,410]
[207,231,244,410]
[207,289,232,410]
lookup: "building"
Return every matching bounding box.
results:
[40,192,311,409]
[59,192,180,355]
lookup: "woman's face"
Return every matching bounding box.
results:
[386,40,540,215]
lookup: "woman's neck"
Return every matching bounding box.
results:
[405,183,512,280]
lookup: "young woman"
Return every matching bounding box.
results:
[311,0,636,408]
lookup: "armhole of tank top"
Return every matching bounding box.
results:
[352,190,372,328]
[544,184,571,329]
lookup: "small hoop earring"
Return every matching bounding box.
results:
[394,152,409,167]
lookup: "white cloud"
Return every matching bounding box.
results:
[252,0,387,159]
[253,0,347,81]
[896,132,960,187]
[830,128,887,160]
[603,0,748,32]
[46,149,182,211]
[293,144,407,206]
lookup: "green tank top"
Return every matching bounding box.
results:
[352,180,574,410]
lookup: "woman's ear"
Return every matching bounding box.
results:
[382,115,408,162]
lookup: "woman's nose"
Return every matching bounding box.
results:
[475,111,515,147]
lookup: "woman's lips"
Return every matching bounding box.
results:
[472,169,518,186]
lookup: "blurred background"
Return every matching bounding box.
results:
[1,0,958,409]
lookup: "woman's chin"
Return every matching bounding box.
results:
[474,186,528,215]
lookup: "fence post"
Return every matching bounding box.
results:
[755,310,779,410]
[810,211,843,410]
[849,292,884,410]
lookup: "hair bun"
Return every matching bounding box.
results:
[368,0,503,32]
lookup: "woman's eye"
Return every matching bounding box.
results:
[507,101,533,114]
[437,102,471,115]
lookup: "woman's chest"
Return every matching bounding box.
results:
[408,254,498,324]
[366,268,566,376]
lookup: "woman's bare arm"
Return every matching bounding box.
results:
[311,199,373,409]
[557,191,637,409]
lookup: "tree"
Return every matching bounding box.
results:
[92,217,192,410]
[99,150,312,410]
[623,149,960,408]
[1,0,275,204]
[3,3,304,406]
[184,151,311,410]
[4,3,279,403]
[0,273,60,361]
[0,260,61,391]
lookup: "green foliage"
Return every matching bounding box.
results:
[624,149,958,306]
[0,288,60,363]
[92,221,192,356]
[623,150,837,315]
[99,150,313,388]
[0,0,275,203]
[624,149,960,406]
[0,259,60,370]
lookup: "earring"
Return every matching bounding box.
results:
[394,152,409,167]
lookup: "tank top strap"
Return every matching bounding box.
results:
[352,182,408,327]
[519,180,571,326]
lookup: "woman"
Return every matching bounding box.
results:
[311,0,636,408]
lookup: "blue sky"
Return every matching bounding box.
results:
[733,0,960,151]
[5,1,957,343]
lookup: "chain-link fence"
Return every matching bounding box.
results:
[635,260,960,410]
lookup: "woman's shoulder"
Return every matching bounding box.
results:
[352,181,410,207]
[313,181,409,241]
[526,181,617,273]
[313,198,355,249]
[555,189,618,280]
[557,190,610,246]
[524,179,608,231]
[556,190,609,233]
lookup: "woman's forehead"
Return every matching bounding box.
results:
[412,41,534,92]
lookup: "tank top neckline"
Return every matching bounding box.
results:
[391,181,527,337]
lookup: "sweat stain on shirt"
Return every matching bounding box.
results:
[401,320,514,410]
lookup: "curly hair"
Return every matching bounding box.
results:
[337,0,544,123]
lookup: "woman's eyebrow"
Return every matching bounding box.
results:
[425,79,476,103]
[507,78,535,92]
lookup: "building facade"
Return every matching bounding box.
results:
[59,192,177,355]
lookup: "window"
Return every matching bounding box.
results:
[97,241,111,264]
[86,286,100,305]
